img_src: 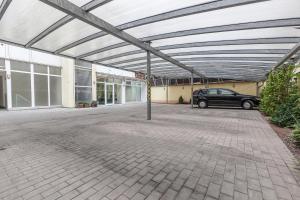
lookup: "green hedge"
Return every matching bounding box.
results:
[260,64,300,128]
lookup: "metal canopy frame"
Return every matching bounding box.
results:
[0,0,299,81]
[39,0,205,78]
[76,18,300,59]
[96,49,289,63]
[53,0,269,54]
[0,0,12,20]
[78,37,300,59]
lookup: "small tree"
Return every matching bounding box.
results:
[260,64,296,116]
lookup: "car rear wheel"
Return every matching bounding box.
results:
[242,100,253,110]
[198,100,207,109]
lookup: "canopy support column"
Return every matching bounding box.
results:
[147,48,151,120]
[191,69,194,109]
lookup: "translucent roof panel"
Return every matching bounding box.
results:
[90,0,213,26]
[32,19,100,52]
[151,28,300,48]
[161,44,296,54]
[126,0,300,39]
[61,34,125,57]
[83,45,140,61]
[0,0,65,45]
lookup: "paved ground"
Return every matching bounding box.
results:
[0,104,300,200]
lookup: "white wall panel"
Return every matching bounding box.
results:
[94,64,135,78]
[31,50,61,67]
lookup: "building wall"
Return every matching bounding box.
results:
[0,75,4,107]
[151,82,258,104]
[61,57,75,108]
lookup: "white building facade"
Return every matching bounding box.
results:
[0,43,146,110]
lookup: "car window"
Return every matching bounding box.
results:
[219,89,234,95]
[193,90,199,95]
[199,90,207,94]
[207,89,218,95]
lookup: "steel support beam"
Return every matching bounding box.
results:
[121,60,275,69]
[54,0,269,54]
[25,0,112,47]
[147,49,151,120]
[273,42,300,69]
[79,18,300,59]
[0,0,12,21]
[191,70,194,109]
[39,0,204,78]
[97,49,289,63]
[107,56,280,66]
[91,37,299,62]
[157,37,300,51]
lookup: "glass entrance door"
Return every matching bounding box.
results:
[97,82,105,105]
[106,84,113,105]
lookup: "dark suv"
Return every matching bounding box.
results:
[193,88,260,110]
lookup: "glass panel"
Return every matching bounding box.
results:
[0,58,4,69]
[11,60,30,72]
[97,83,105,105]
[114,84,122,104]
[75,68,92,86]
[208,89,218,95]
[106,84,113,104]
[219,89,234,95]
[34,64,48,74]
[136,86,141,101]
[50,76,62,105]
[11,72,31,107]
[97,76,106,82]
[107,78,114,83]
[49,66,61,75]
[34,74,48,106]
[114,78,122,84]
[75,87,92,103]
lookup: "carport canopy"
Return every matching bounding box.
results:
[0,0,300,81]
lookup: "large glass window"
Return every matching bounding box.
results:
[125,83,141,102]
[97,83,105,105]
[75,67,92,103]
[0,58,4,70]
[34,64,48,74]
[11,60,30,72]
[114,84,122,104]
[50,76,62,105]
[75,87,92,103]
[106,84,113,104]
[11,72,31,107]
[34,75,48,106]
[49,66,61,75]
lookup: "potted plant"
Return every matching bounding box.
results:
[178,96,184,104]
[83,102,90,108]
[77,102,84,108]
[91,101,98,107]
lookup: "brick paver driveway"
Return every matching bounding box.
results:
[0,104,299,200]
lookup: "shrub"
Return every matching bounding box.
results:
[271,93,300,127]
[292,122,300,145]
[178,96,184,104]
[260,65,296,116]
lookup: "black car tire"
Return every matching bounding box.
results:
[198,100,207,109]
[242,100,253,110]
